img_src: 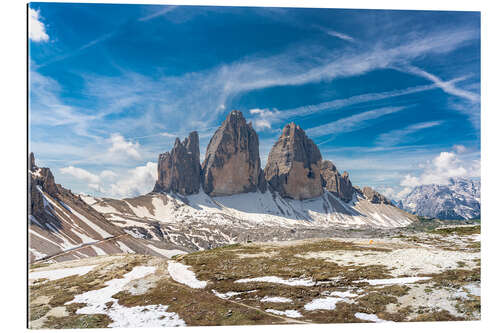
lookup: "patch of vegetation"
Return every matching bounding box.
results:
[412,310,465,322]
[430,268,480,289]
[30,262,51,270]
[29,304,51,321]
[114,279,281,326]
[43,314,112,329]
[430,225,480,236]
[356,292,398,314]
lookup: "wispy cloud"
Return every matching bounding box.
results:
[324,29,355,42]
[375,120,443,147]
[402,65,479,102]
[307,106,408,142]
[138,5,177,21]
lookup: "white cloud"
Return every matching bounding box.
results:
[107,162,157,198]
[307,106,407,141]
[108,134,141,160]
[249,108,278,131]
[403,65,479,103]
[29,8,49,42]
[100,170,118,180]
[138,5,177,21]
[453,144,467,154]
[375,121,443,146]
[395,150,480,199]
[60,166,100,184]
[325,30,355,42]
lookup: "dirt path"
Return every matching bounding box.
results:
[33,234,129,264]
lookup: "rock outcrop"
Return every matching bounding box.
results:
[264,123,323,200]
[28,153,59,216]
[153,131,201,195]
[201,110,265,196]
[362,186,392,205]
[320,160,354,202]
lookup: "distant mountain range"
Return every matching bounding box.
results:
[396,178,480,220]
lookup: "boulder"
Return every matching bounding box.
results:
[264,122,323,200]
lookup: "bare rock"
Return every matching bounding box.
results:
[264,122,323,200]
[362,186,392,205]
[154,131,201,195]
[320,160,354,202]
[201,110,264,196]
[28,153,59,215]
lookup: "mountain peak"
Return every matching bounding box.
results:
[154,131,201,195]
[201,111,265,196]
[264,122,323,200]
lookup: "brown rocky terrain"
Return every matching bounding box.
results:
[264,123,323,200]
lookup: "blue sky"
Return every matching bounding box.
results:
[28,3,480,199]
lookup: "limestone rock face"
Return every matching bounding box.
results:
[320,160,354,202]
[153,131,201,195]
[362,186,392,205]
[264,123,323,200]
[201,110,264,196]
[28,153,59,215]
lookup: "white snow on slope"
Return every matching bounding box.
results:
[117,241,134,253]
[91,245,107,256]
[261,296,293,303]
[304,297,350,311]
[66,266,184,327]
[30,265,96,282]
[265,309,303,318]
[355,313,392,322]
[147,245,186,258]
[355,277,431,285]
[299,247,479,276]
[167,262,207,288]
[212,290,243,299]
[106,190,413,229]
[235,276,315,286]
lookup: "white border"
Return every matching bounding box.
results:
[1,1,499,333]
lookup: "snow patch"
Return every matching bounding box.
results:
[260,296,293,303]
[265,309,303,318]
[355,313,392,322]
[356,277,431,285]
[147,245,186,258]
[304,297,349,311]
[66,266,184,327]
[235,276,315,286]
[167,262,207,288]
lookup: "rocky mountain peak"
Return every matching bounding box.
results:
[362,186,392,205]
[320,160,354,202]
[153,131,201,195]
[201,110,265,196]
[264,122,323,200]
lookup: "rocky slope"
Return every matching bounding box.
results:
[397,178,480,220]
[82,189,416,251]
[28,154,180,263]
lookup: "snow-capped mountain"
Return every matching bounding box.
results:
[397,178,480,220]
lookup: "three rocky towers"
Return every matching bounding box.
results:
[153,110,362,202]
